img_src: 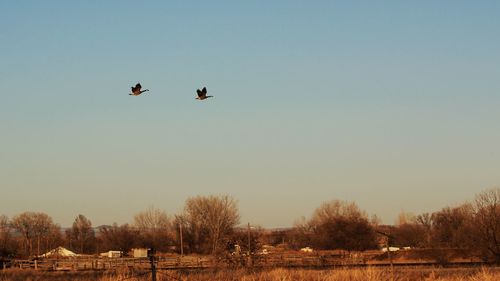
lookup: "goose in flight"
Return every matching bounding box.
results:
[130,83,149,96]
[196,87,213,100]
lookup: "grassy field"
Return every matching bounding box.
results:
[1,267,499,281]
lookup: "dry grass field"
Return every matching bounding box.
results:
[1,267,499,281]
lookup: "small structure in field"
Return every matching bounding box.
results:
[381,247,400,252]
[100,250,123,258]
[132,248,149,258]
[300,247,313,253]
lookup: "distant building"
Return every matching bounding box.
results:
[132,248,149,258]
[381,247,400,252]
[100,250,123,258]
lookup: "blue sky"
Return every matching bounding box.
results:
[1,1,499,227]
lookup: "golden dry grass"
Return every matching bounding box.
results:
[0,267,498,281]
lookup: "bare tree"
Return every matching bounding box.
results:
[396,211,416,226]
[182,195,240,255]
[370,214,382,227]
[97,223,139,254]
[32,213,56,256]
[309,200,365,226]
[473,187,500,260]
[430,204,474,249]
[414,212,436,247]
[391,211,427,248]
[134,207,171,231]
[307,200,377,251]
[11,212,36,256]
[11,212,58,257]
[46,223,64,254]
[133,207,172,251]
[288,216,313,250]
[0,215,16,258]
[0,215,8,241]
[66,214,95,254]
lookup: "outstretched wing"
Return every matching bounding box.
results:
[201,87,207,95]
[197,89,203,98]
[135,83,142,91]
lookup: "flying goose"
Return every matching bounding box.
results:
[130,83,149,96]
[196,87,213,100]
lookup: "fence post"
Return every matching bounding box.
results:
[148,248,157,281]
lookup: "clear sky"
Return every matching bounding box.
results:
[1,1,499,228]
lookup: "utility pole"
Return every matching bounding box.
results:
[179,223,184,256]
[247,222,252,266]
[36,236,41,257]
[376,230,394,281]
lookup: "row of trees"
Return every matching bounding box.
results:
[0,195,240,258]
[284,188,499,261]
[387,188,499,260]
[287,200,378,251]
[0,189,498,261]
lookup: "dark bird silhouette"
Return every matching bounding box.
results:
[196,87,213,100]
[129,83,149,96]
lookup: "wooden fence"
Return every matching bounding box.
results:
[4,256,216,271]
[1,252,489,271]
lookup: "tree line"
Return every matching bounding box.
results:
[0,189,498,261]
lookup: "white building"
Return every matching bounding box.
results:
[100,250,123,258]
[132,248,149,258]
